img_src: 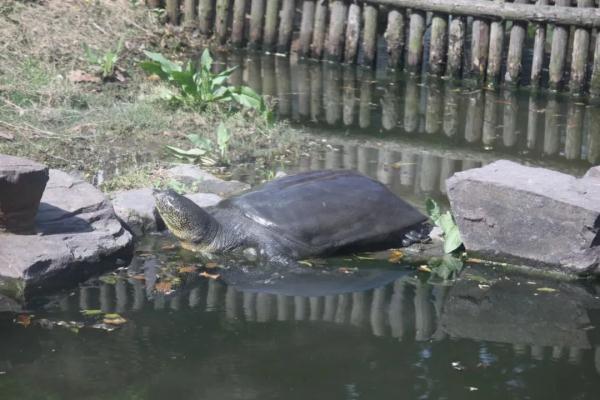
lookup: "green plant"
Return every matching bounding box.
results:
[426,255,464,281]
[166,123,231,165]
[83,39,124,79]
[425,198,463,254]
[140,49,271,119]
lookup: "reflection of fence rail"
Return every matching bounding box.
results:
[223,54,598,174]
[148,0,600,93]
[59,275,595,366]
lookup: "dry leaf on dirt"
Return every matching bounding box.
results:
[67,70,101,83]
[0,130,14,141]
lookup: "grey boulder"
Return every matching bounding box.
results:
[446,160,600,276]
[166,164,250,196]
[0,169,133,289]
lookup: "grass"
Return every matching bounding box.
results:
[0,0,309,192]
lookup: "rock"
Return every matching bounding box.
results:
[185,192,223,208]
[111,188,161,236]
[166,165,249,196]
[582,165,600,182]
[0,154,49,233]
[446,160,600,276]
[111,187,223,237]
[0,169,132,290]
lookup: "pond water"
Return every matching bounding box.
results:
[2,53,600,399]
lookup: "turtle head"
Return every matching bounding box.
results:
[154,189,220,248]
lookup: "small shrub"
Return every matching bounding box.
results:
[83,39,124,80]
[140,49,271,120]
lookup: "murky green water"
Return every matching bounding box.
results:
[2,53,600,399]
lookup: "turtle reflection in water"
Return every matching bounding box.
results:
[154,170,431,263]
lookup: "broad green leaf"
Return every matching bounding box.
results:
[427,255,463,280]
[81,309,103,316]
[139,60,169,80]
[200,48,213,71]
[425,198,442,223]
[165,145,206,158]
[143,51,182,73]
[186,134,213,150]
[443,223,463,253]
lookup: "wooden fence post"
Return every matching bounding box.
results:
[249,0,266,49]
[198,0,213,34]
[299,1,316,57]
[446,16,466,78]
[549,0,571,90]
[530,0,548,87]
[277,0,296,53]
[486,0,505,87]
[429,13,448,75]
[384,9,405,69]
[326,1,349,62]
[344,4,361,64]
[504,0,529,85]
[363,4,379,66]
[264,0,281,51]
[183,0,196,26]
[231,0,247,46]
[569,0,594,93]
[470,16,490,81]
[407,10,426,73]
[166,0,180,24]
[215,0,230,44]
[591,32,600,95]
[311,0,328,59]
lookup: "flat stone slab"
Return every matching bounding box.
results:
[446,160,600,276]
[0,170,132,289]
[166,165,250,196]
[111,187,222,237]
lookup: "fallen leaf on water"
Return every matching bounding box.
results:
[355,255,376,260]
[467,387,479,392]
[418,265,432,273]
[199,271,220,280]
[67,70,101,83]
[536,287,557,293]
[103,314,127,325]
[81,309,103,316]
[204,262,219,269]
[99,274,118,285]
[388,249,404,263]
[155,281,173,294]
[338,267,357,274]
[15,314,32,327]
[161,244,177,251]
[178,265,197,273]
[298,260,313,267]
[478,284,490,289]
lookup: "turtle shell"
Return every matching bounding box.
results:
[217,170,427,254]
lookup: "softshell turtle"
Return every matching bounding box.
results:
[154,170,430,262]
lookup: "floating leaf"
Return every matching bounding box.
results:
[15,314,32,327]
[81,309,103,316]
[536,287,557,293]
[99,274,118,285]
[418,265,432,273]
[155,281,173,294]
[178,265,197,273]
[199,271,220,280]
[205,262,219,269]
[337,267,357,274]
[388,249,404,263]
[103,314,127,325]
